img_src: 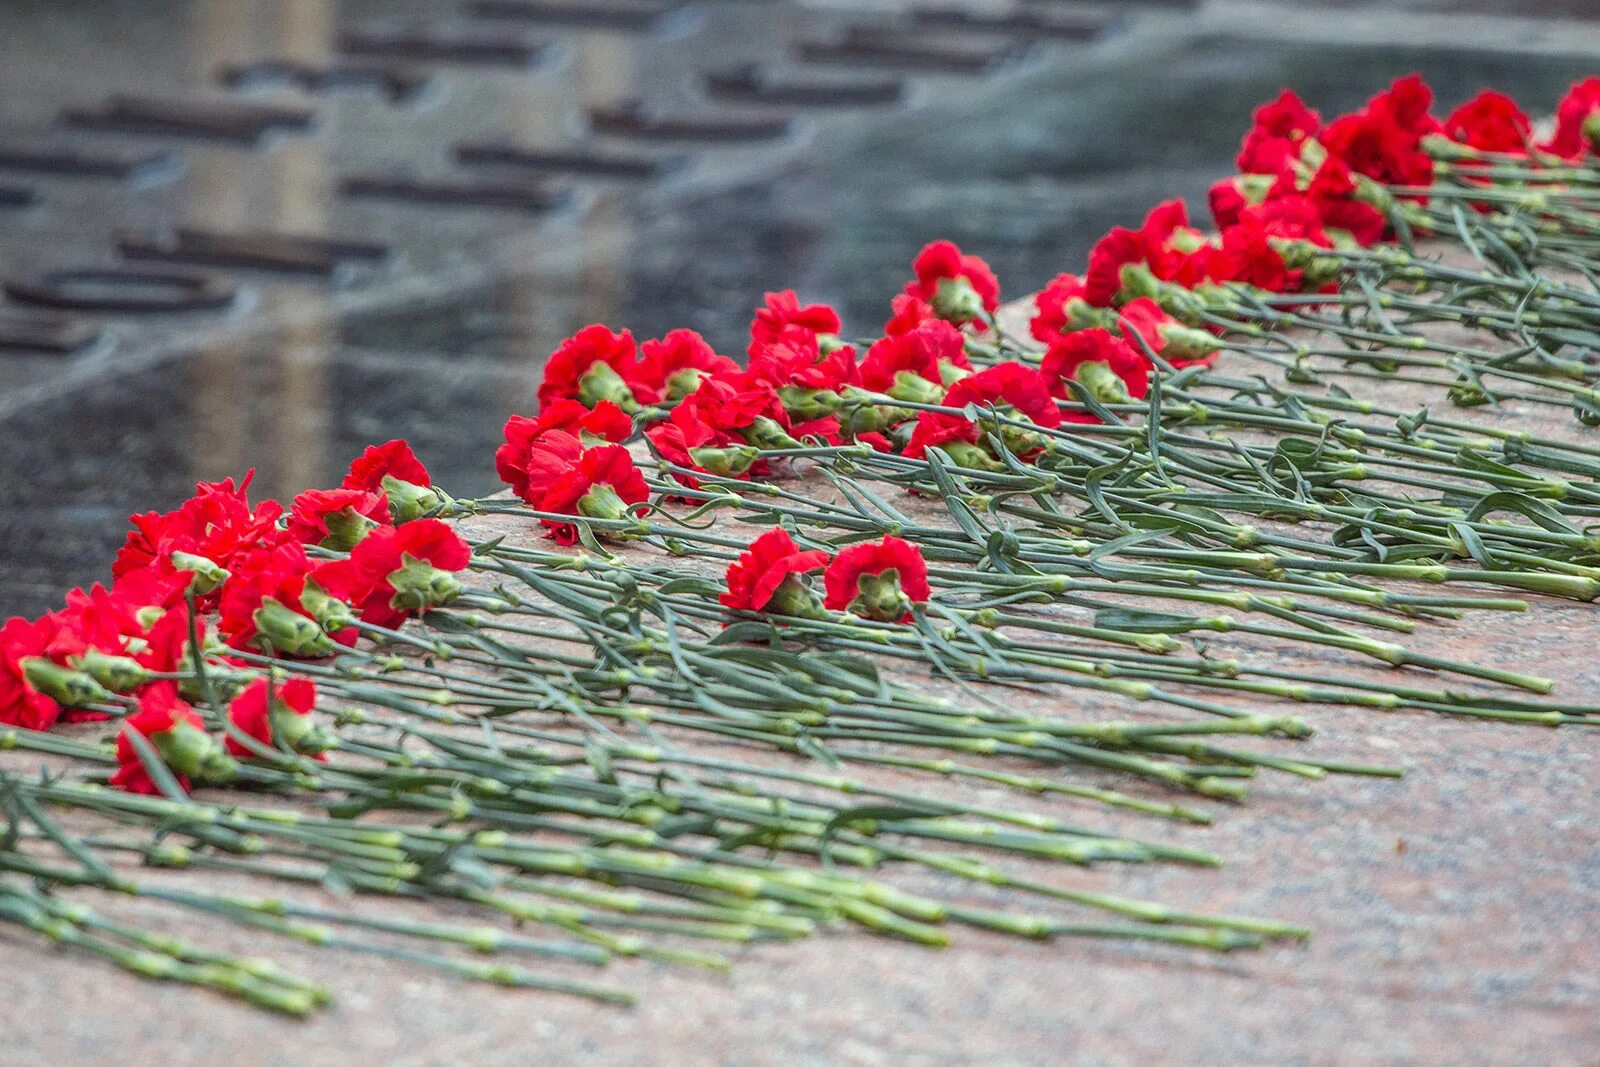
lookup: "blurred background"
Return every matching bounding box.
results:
[0,0,1594,615]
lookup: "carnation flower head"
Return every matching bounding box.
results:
[905,240,1000,327]
[1041,329,1152,423]
[1542,78,1600,159]
[538,324,656,411]
[637,329,739,402]
[314,519,470,631]
[1443,90,1531,154]
[497,400,632,501]
[823,537,930,623]
[749,291,842,353]
[1236,89,1321,174]
[226,677,328,759]
[720,528,829,619]
[287,488,390,552]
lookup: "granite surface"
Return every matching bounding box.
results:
[2,3,1600,1065]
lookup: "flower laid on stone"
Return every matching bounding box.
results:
[823,537,930,622]
[4,73,1600,1018]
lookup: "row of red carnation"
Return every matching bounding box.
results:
[0,442,473,792]
[6,76,1596,795]
[1036,75,1600,345]
[510,76,1600,534]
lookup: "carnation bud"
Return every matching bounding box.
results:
[134,605,165,630]
[1155,323,1222,363]
[1120,265,1209,321]
[838,388,908,433]
[300,578,355,635]
[777,385,843,422]
[931,277,985,325]
[380,475,448,524]
[687,444,759,477]
[1274,240,1343,287]
[386,554,463,614]
[1058,298,1116,335]
[662,368,709,403]
[169,551,229,595]
[151,718,238,782]
[576,361,639,411]
[934,358,972,388]
[269,698,336,756]
[320,506,380,552]
[1351,174,1396,216]
[1298,137,1327,170]
[178,663,254,705]
[886,371,945,407]
[72,649,153,694]
[1584,111,1600,154]
[1189,283,1242,315]
[577,483,632,524]
[1074,361,1133,405]
[252,598,335,657]
[935,441,1002,472]
[763,576,828,620]
[848,569,911,623]
[20,657,112,707]
[742,415,803,452]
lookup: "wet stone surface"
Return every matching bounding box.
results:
[0,3,1599,1064]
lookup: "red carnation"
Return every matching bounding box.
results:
[343,440,444,523]
[749,291,842,352]
[517,437,650,545]
[823,537,930,623]
[905,240,1000,327]
[538,324,656,410]
[344,439,430,492]
[113,474,287,596]
[0,616,63,731]
[908,362,1060,462]
[219,542,344,656]
[498,401,631,501]
[1208,174,1275,230]
[904,410,982,461]
[1083,227,1146,307]
[720,528,829,618]
[1540,78,1600,160]
[1443,91,1530,155]
[110,683,231,796]
[638,329,739,402]
[747,334,860,393]
[1208,211,1318,294]
[1304,156,1387,245]
[314,519,470,631]
[1115,298,1218,367]
[1368,74,1442,140]
[944,362,1063,430]
[646,376,792,485]
[1041,329,1152,423]
[226,677,325,759]
[1321,78,1439,194]
[860,320,971,401]
[134,602,208,675]
[884,294,937,337]
[1236,89,1321,174]
[1030,273,1104,344]
[287,488,390,551]
[1083,201,1211,307]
